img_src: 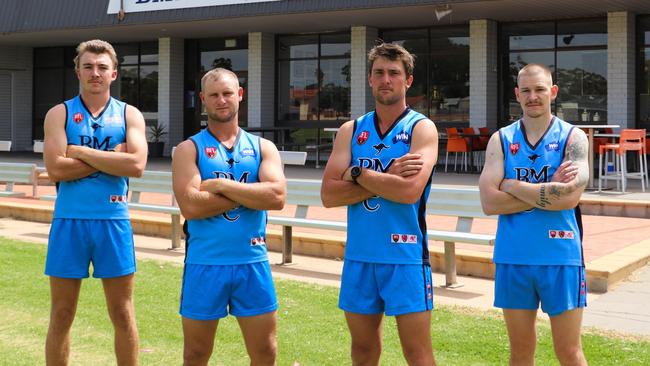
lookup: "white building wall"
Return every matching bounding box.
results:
[469,19,498,130]
[248,32,275,128]
[607,11,636,129]
[351,26,378,118]
[158,37,184,156]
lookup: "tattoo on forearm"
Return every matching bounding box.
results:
[538,184,551,207]
[549,184,562,199]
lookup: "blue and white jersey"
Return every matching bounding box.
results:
[54,96,129,219]
[494,117,583,266]
[186,128,268,265]
[346,108,432,265]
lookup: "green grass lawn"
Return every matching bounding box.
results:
[1,238,649,365]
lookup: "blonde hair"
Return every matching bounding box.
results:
[73,39,118,70]
[201,68,240,91]
[517,63,553,86]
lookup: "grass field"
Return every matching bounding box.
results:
[1,238,649,365]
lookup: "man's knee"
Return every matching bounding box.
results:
[249,338,277,364]
[351,340,381,363]
[402,347,434,366]
[554,343,586,365]
[108,303,136,331]
[49,306,76,332]
[183,345,212,366]
[509,339,536,364]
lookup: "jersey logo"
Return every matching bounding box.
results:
[362,196,380,212]
[205,147,217,159]
[222,211,240,222]
[73,112,83,123]
[514,166,550,183]
[109,195,127,203]
[549,230,574,239]
[509,143,520,155]
[390,233,417,244]
[250,236,266,246]
[528,154,541,163]
[241,148,255,157]
[392,131,410,144]
[226,158,237,168]
[91,122,103,130]
[357,131,369,145]
[372,143,390,155]
[545,142,560,152]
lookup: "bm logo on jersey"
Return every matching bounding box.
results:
[515,166,550,183]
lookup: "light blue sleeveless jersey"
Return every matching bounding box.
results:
[494,117,583,266]
[346,108,431,265]
[54,96,129,219]
[186,128,268,265]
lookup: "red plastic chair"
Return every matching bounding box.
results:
[598,129,647,192]
[445,128,470,172]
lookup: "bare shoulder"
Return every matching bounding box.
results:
[413,118,438,136]
[125,104,145,125]
[174,139,197,159]
[44,103,66,124]
[259,137,281,158]
[566,127,588,161]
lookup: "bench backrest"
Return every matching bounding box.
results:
[129,170,174,205]
[0,141,11,151]
[279,151,307,166]
[285,179,492,220]
[0,162,36,184]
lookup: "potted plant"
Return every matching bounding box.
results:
[147,121,167,157]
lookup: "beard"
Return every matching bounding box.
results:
[208,107,238,124]
[373,90,402,106]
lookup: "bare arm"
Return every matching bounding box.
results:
[352,119,438,204]
[500,128,589,211]
[200,138,286,211]
[66,105,147,178]
[43,104,98,182]
[478,133,534,215]
[320,120,376,207]
[172,140,238,220]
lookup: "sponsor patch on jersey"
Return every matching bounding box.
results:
[250,236,266,246]
[545,141,560,152]
[73,112,84,123]
[103,115,123,124]
[204,147,217,159]
[357,131,369,145]
[392,131,410,144]
[548,230,574,239]
[390,233,418,244]
[509,143,520,155]
[241,148,255,157]
[109,195,127,203]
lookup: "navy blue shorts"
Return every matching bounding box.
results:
[339,260,433,316]
[45,218,135,279]
[494,264,587,316]
[180,261,278,320]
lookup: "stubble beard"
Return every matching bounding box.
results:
[208,108,238,124]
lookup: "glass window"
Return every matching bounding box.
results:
[639,17,650,128]
[321,33,351,57]
[507,22,555,50]
[119,65,139,107]
[115,44,139,65]
[501,19,607,125]
[277,33,350,124]
[278,35,318,59]
[382,26,470,125]
[140,42,159,63]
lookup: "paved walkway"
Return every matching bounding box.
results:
[1,152,650,336]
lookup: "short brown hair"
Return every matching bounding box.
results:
[201,67,240,91]
[73,39,118,70]
[367,42,415,77]
[517,63,553,86]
